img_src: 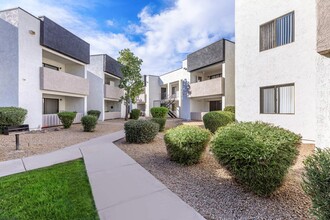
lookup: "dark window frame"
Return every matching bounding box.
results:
[43,63,60,71]
[43,98,60,114]
[260,83,295,114]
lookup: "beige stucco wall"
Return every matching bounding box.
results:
[316,0,330,55]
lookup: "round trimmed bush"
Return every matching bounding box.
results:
[150,107,168,118]
[124,120,159,144]
[211,122,301,196]
[81,115,98,132]
[151,118,166,132]
[164,125,211,165]
[302,148,330,219]
[224,106,235,114]
[203,111,234,133]
[0,107,28,133]
[130,109,141,120]
[57,112,77,129]
[87,110,101,120]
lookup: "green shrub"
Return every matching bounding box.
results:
[130,109,141,120]
[151,118,166,132]
[87,110,101,120]
[0,107,27,128]
[211,122,301,196]
[164,125,211,165]
[224,106,235,114]
[203,111,234,133]
[302,148,330,219]
[124,120,159,144]
[81,115,98,132]
[150,107,168,118]
[57,112,77,129]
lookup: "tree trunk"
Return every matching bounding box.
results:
[125,103,129,121]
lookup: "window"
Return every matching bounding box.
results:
[260,84,294,114]
[260,12,294,51]
[172,87,176,95]
[43,98,59,114]
[210,101,222,111]
[209,74,222,79]
[43,63,60,71]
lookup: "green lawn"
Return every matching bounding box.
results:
[0,159,99,220]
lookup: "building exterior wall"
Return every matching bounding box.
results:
[145,75,161,117]
[0,18,19,107]
[224,41,235,107]
[236,0,317,142]
[18,9,43,129]
[87,71,104,120]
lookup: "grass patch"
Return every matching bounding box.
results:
[0,159,99,220]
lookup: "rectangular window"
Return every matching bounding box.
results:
[260,12,294,51]
[43,98,59,114]
[260,84,294,114]
[43,63,60,71]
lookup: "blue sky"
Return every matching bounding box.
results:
[0,0,235,75]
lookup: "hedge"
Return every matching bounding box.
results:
[203,111,234,133]
[150,107,168,118]
[211,122,301,196]
[224,106,235,114]
[164,125,211,165]
[124,120,159,144]
[0,107,28,133]
[150,118,166,132]
[302,148,330,219]
[57,112,77,129]
[87,110,101,120]
[130,109,141,120]
[81,115,98,132]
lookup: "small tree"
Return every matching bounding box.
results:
[117,49,144,120]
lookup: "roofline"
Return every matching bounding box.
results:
[159,67,183,76]
[0,7,40,21]
[188,38,235,57]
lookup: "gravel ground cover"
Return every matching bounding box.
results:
[0,120,125,162]
[115,132,314,220]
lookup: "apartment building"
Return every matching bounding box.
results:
[143,39,235,120]
[87,54,125,120]
[0,8,90,129]
[235,0,330,148]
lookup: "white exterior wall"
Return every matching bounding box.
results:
[0,17,19,107]
[87,55,105,120]
[224,41,235,107]
[18,9,43,129]
[145,75,161,117]
[236,0,317,142]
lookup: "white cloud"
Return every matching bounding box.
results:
[106,19,115,27]
[0,0,235,75]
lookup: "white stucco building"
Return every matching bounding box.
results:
[87,54,125,121]
[142,39,235,120]
[235,0,330,148]
[0,8,90,129]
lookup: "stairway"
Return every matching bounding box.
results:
[168,110,177,118]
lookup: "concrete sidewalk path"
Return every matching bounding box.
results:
[0,130,205,220]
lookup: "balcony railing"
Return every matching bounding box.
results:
[104,84,124,100]
[189,77,225,98]
[137,93,146,103]
[104,112,121,120]
[40,67,89,95]
[42,113,84,127]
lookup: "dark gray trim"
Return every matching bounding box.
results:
[103,54,123,78]
[40,16,90,64]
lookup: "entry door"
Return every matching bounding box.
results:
[44,98,59,114]
[209,101,222,111]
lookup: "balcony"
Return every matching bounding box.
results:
[137,93,146,103]
[104,84,124,100]
[40,67,89,95]
[189,77,225,98]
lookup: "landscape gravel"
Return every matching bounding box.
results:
[0,120,124,162]
[115,132,314,220]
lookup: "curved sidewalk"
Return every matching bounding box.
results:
[0,130,205,220]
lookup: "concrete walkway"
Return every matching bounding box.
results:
[0,130,205,220]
